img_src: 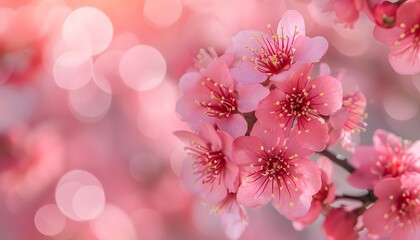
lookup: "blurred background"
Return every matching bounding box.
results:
[1,0,419,239]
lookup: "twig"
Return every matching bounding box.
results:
[320,149,355,173]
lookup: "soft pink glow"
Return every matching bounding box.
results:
[34,204,67,236]
[62,7,113,56]
[53,51,92,90]
[144,0,182,28]
[90,204,137,240]
[120,45,167,91]
[72,185,106,220]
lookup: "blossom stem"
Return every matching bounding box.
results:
[335,191,376,204]
[244,112,257,136]
[320,149,355,173]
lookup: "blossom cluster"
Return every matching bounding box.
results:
[175,8,419,240]
[326,0,420,75]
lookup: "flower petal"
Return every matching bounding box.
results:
[215,114,247,137]
[236,84,270,113]
[309,76,343,116]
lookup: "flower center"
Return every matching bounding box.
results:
[375,141,419,178]
[198,77,237,119]
[270,82,322,132]
[246,145,299,198]
[245,24,298,76]
[385,189,419,228]
[187,142,226,186]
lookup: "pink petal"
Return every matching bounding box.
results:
[236,178,271,208]
[218,130,234,159]
[347,168,378,190]
[204,59,234,89]
[175,96,214,131]
[227,30,263,58]
[275,189,312,219]
[232,136,261,165]
[220,199,248,240]
[231,61,267,84]
[179,71,202,94]
[329,108,349,130]
[309,76,343,116]
[317,156,334,184]
[372,25,400,46]
[224,161,239,193]
[215,114,247,137]
[292,201,323,230]
[292,158,322,195]
[295,119,329,152]
[174,130,205,147]
[277,10,305,40]
[200,123,221,149]
[255,89,286,129]
[323,184,336,204]
[388,40,420,75]
[323,208,358,240]
[348,146,378,168]
[373,129,402,154]
[362,201,393,236]
[294,36,329,63]
[250,120,287,149]
[373,178,400,199]
[236,84,270,113]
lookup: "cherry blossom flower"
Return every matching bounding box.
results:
[212,193,248,240]
[329,91,367,153]
[322,207,359,240]
[175,123,239,204]
[293,156,336,230]
[256,67,343,151]
[373,0,420,75]
[227,10,328,84]
[324,0,365,28]
[348,129,420,189]
[232,121,321,219]
[176,57,269,137]
[363,173,420,240]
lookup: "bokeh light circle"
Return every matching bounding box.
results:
[53,51,92,90]
[144,0,182,28]
[119,45,166,92]
[62,7,113,56]
[73,185,106,220]
[55,170,105,221]
[90,204,137,240]
[34,204,66,236]
[383,87,419,121]
[68,81,112,122]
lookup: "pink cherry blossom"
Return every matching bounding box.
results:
[227,10,328,84]
[175,123,239,204]
[232,121,321,219]
[293,156,336,230]
[373,0,420,75]
[255,67,343,151]
[212,193,248,240]
[362,173,420,240]
[322,207,359,240]
[176,56,269,137]
[329,91,367,153]
[348,129,420,189]
[324,0,365,28]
